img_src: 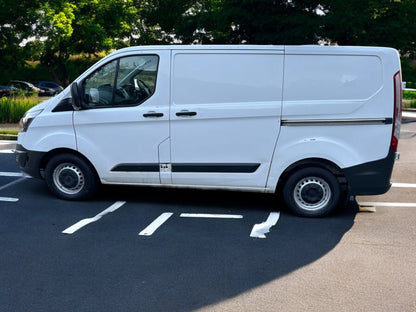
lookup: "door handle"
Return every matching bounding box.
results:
[143,112,164,118]
[176,111,197,117]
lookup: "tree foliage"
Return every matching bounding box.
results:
[0,0,40,79]
[1,0,416,84]
[322,0,416,54]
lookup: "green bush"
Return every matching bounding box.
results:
[403,89,416,108]
[403,100,416,108]
[403,90,416,100]
[0,96,41,123]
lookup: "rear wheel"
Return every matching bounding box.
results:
[45,153,99,200]
[283,167,340,217]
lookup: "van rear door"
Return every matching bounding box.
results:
[169,49,284,189]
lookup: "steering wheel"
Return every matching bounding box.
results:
[136,79,151,96]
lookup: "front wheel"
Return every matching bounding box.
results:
[45,153,99,200]
[283,167,340,217]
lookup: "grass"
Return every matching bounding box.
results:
[0,129,18,135]
[0,95,41,123]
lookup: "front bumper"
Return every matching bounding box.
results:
[15,144,46,179]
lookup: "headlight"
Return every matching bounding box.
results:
[19,109,43,132]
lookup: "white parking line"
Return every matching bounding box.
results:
[250,212,280,238]
[180,213,243,219]
[392,183,416,188]
[358,202,416,208]
[0,177,28,191]
[0,197,19,202]
[0,172,26,177]
[139,213,174,236]
[62,201,126,234]
[0,150,14,154]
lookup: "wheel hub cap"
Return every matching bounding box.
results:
[301,184,324,204]
[53,163,85,195]
[58,169,79,189]
[294,177,331,211]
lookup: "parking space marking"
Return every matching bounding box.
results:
[62,201,126,234]
[180,213,243,219]
[0,197,19,202]
[0,177,28,191]
[0,150,14,154]
[0,172,26,177]
[358,202,416,208]
[139,212,174,236]
[250,212,280,238]
[392,183,416,188]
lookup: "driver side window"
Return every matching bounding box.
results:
[83,55,159,108]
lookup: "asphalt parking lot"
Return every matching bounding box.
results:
[0,119,415,311]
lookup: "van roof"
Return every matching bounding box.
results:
[110,44,398,57]
[116,45,285,52]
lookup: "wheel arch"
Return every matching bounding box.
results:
[276,158,348,194]
[39,148,99,181]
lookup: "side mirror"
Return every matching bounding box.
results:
[70,82,87,110]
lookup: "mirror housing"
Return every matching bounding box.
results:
[70,82,87,110]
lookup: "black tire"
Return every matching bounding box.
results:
[283,167,340,217]
[45,153,99,200]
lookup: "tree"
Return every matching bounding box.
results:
[322,0,416,55]
[32,0,139,85]
[204,0,324,44]
[0,0,40,84]
[138,0,324,45]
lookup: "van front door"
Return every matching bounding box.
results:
[169,50,284,189]
[73,51,170,185]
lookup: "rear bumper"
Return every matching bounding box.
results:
[15,144,46,179]
[342,147,396,195]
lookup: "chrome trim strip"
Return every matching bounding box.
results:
[281,118,392,126]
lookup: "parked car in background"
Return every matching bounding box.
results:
[35,81,63,96]
[9,80,44,95]
[0,85,17,97]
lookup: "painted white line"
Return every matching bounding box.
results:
[0,140,16,144]
[180,213,243,219]
[139,213,174,236]
[0,177,27,191]
[392,183,416,188]
[358,202,416,208]
[0,150,14,154]
[250,212,280,239]
[62,201,126,234]
[0,172,26,177]
[402,111,416,118]
[0,197,19,202]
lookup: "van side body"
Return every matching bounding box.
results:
[15,45,402,217]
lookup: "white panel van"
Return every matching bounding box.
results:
[15,45,402,217]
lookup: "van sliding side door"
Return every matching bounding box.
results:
[169,49,284,189]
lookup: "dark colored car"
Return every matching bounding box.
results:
[35,81,63,96]
[0,85,16,97]
[9,80,44,95]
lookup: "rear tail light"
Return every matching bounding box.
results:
[392,71,402,152]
